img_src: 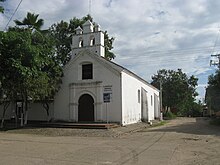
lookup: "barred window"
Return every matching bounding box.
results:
[82,64,93,79]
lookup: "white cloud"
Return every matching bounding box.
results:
[1,0,219,99]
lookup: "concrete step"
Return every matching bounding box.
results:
[28,122,119,129]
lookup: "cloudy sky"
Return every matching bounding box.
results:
[1,0,220,101]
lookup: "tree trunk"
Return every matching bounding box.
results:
[1,101,10,128]
[165,106,170,115]
[20,101,24,127]
[20,112,23,127]
[24,98,28,125]
[42,102,50,122]
[24,110,28,125]
[15,102,18,128]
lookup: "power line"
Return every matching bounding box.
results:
[117,47,218,62]
[210,25,220,68]
[4,0,23,31]
[115,48,213,67]
[116,44,220,59]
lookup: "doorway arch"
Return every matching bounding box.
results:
[78,94,94,122]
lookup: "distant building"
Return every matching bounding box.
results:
[1,20,160,125]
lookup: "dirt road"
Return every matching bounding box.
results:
[0,117,219,165]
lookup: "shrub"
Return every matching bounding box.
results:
[164,111,176,119]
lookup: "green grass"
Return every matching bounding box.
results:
[209,118,220,126]
[138,121,168,132]
[163,111,177,120]
[152,121,168,127]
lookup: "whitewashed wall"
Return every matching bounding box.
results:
[72,31,105,57]
[54,52,122,123]
[154,94,160,119]
[0,102,53,121]
[121,71,160,125]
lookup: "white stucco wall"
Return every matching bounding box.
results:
[154,94,160,119]
[121,71,160,125]
[0,102,53,121]
[72,31,105,57]
[54,52,122,123]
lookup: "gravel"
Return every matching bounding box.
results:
[1,122,153,138]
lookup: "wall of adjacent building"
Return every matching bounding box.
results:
[0,102,53,121]
[0,103,14,120]
[28,102,54,121]
[121,71,160,125]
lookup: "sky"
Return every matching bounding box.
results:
[1,0,220,101]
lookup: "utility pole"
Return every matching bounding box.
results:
[210,54,220,68]
[159,79,163,121]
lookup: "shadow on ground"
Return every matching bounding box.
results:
[147,117,220,137]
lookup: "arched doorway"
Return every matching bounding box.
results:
[78,94,94,122]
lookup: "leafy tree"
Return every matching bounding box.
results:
[0,82,10,128]
[151,69,198,116]
[0,14,62,126]
[13,12,62,122]
[207,70,220,88]
[0,0,5,13]
[49,14,115,65]
[205,70,220,112]
[188,101,203,117]
[14,12,44,31]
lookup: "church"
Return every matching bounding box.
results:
[1,20,160,126]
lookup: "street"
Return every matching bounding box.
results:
[0,117,220,165]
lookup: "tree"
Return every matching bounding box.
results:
[205,70,220,113]
[13,12,62,122]
[0,18,62,126]
[14,12,44,31]
[0,82,10,128]
[49,14,115,65]
[151,69,198,116]
[207,70,220,88]
[0,0,5,13]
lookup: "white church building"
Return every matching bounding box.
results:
[1,20,160,126]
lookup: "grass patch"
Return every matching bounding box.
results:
[209,118,220,126]
[152,121,168,127]
[163,111,177,120]
[138,121,168,132]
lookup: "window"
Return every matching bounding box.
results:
[90,36,95,46]
[138,90,140,103]
[79,38,83,47]
[82,64,93,79]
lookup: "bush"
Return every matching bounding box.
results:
[188,109,202,117]
[164,111,176,119]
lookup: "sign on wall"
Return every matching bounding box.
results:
[103,93,111,103]
[103,86,112,103]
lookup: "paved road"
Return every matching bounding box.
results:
[0,117,220,165]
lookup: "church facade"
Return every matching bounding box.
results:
[52,20,160,125]
[0,20,160,125]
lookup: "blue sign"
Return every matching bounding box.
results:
[103,93,111,103]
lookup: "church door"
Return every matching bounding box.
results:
[78,94,94,122]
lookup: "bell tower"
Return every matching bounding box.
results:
[71,20,105,57]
